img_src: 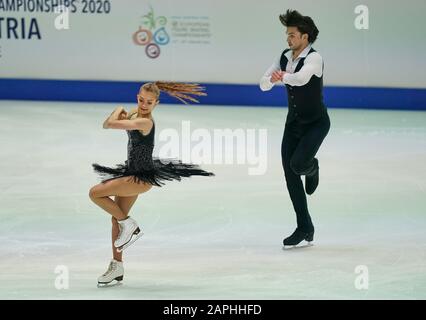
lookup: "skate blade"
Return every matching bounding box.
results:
[97,281,123,288]
[116,231,144,253]
[282,241,314,250]
[97,278,123,288]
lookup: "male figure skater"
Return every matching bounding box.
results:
[260,9,330,247]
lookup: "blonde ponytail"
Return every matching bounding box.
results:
[140,82,207,104]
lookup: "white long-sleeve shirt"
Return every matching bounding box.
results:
[260,45,323,91]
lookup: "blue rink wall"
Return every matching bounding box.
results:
[0,78,425,110]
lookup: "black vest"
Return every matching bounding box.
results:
[280,48,327,124]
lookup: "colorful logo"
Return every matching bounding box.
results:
[133,6,170,59]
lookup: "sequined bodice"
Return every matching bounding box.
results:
[126,123,155,171]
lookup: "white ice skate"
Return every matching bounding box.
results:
[97,259,124,286]
[114,216,143,252]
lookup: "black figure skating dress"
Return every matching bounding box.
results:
[92,121,214,186]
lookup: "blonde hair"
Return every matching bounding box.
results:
[140,81,207,104]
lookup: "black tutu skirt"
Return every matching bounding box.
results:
[92,159,214,187]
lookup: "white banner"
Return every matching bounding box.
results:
[0,0,425,88]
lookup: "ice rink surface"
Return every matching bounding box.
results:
[0,101,425,299]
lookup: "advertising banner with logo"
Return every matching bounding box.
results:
[1,0,425,89]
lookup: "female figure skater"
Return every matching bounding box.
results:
[89,82,214,286]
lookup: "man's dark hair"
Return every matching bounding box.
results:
[279,9,319,43]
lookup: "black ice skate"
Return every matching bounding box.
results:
[283,229,314,249]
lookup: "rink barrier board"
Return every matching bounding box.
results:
[0,78,425,110]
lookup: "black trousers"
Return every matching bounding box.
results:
[281,113,331,232]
